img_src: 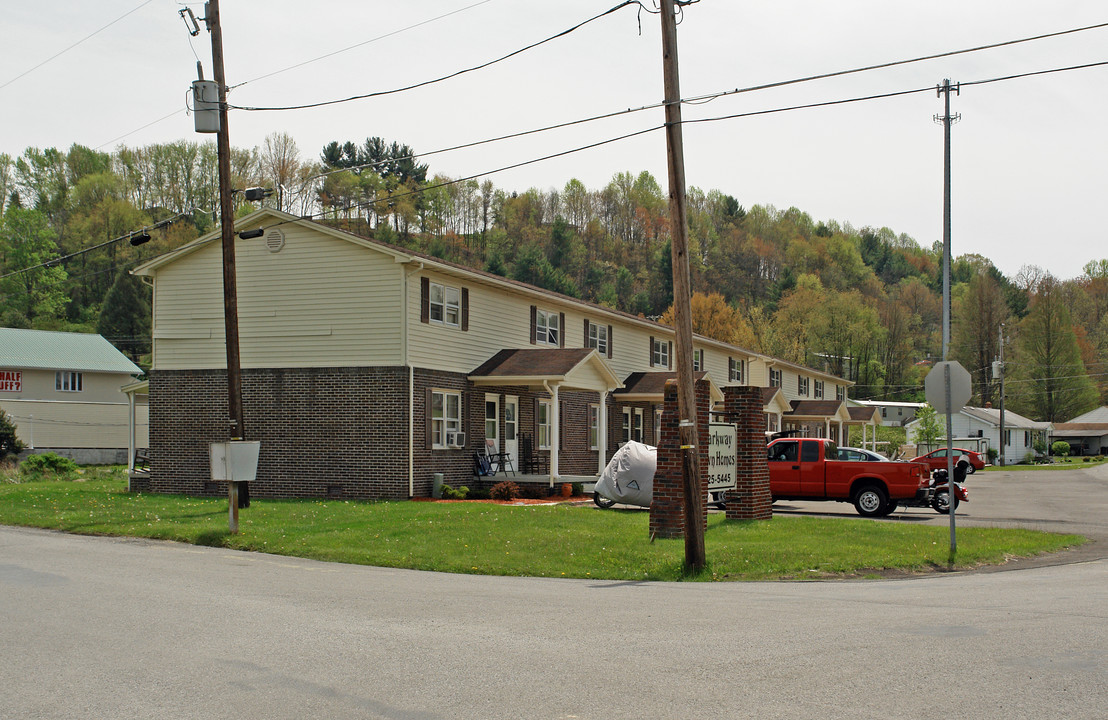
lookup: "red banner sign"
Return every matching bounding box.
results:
[0,370,22,392]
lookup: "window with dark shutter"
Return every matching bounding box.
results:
[649,336,655,367]
[461,288,469,331]
[530,306,537,345]
[607,325,613,358]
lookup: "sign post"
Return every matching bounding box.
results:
[925,360,972,554]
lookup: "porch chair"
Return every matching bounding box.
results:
[518,432,547,475]
[484,439,515,476]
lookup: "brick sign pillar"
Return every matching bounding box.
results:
[723,386,773,520]
[649,378,711,539]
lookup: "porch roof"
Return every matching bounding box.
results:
[785,399,852,423]
[847,406,881,424]
[761,386,791,415]
[613,371,724,403]
[468,348,621,393]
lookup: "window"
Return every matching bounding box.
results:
[881,407,888,418]
[588,405,600,450]
[836,385,845,401]
[651,337,671,368]
[801,441,821,462]
[1024,431,1031,447]
[770,368,782,387]
[798,376,810,396]
[586,321,609,355]
[1004,429,1012,445]
[814,380,824,399]
[429,282,461,326]
[538,401,552,449]
[622,407,644,444]
[692,348,704,372]
[485,397,498,442]
[55,371,83,392]
[431,390,462,448]
[768,440,798,462]
[536,309,560,346]
[728,357,744,383]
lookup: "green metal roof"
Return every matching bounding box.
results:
[0,328,142,374]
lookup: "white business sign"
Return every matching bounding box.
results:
[707,422,738,491]
[0,370,22,392]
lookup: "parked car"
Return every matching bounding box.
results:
[835,446,889,462]
[910,447,986,474]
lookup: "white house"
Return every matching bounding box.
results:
[0,328,146,464]
[906,405,1052,465]
[1050,406,1108,456]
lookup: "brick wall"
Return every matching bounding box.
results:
[723,386,773,520]
[649,378,710,539]
[149,367,411,499]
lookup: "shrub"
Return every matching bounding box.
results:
[468,486,491,500]
[490,481,520,501]
[440,484,469,500]
[571,482,584,497]
[1051,440,1071,458]
[0,411,24,458]
[986,448,998,463]
[20,452,79,478]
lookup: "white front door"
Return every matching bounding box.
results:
[504,395,518,471]
[484,393,500,471]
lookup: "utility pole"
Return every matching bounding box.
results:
[659,0,705,571]
[997,324,1006,466]
[207,0,247,531]
[936,78,960,552]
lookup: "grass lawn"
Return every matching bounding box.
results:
[0,467,1085,581]
[983,456,1107,472]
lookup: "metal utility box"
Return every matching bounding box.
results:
[191,80,220,133]
[210,441,260,482]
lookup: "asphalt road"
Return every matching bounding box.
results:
[2,465,1106,719]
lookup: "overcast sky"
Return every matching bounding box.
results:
[3,0,1105,281]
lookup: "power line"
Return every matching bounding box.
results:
[0,213,190,281]
[228,1,649,112]
[12,58,1107,282]
[229,0,499,90]
[0,0,158,91]
[681,20,1108,106]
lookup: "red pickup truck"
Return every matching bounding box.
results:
[766,437,930,517]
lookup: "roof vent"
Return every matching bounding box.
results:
[265,229,285,253]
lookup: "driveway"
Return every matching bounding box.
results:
[772,462,1108,566]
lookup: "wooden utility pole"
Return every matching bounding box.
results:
[208,0,246,531]
[659,0,705,571]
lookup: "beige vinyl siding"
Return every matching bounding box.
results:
[0,368,136,404]
[152,226,404,370]
[0,399,148,449]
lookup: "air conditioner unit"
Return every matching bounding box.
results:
[446,431,466,448]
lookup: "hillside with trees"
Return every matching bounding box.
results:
[1,134,1104,421]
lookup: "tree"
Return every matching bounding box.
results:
[259,132,303,213]
[0,410,25,458]
[97,270,151,363]
[952,271,1009,405]
[659,292,756,346]
[0,207,68,323]
[1009,275,1098,422]
[911,405,944,447]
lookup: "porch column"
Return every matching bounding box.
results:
[597,390,608,475]
[825,419,830,439]
[127,391,136,471]
[837,420,843,444]
[550,383,559,485]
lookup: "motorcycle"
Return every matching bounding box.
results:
[927,461,969,514]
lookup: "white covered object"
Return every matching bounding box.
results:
[594,441,656,507]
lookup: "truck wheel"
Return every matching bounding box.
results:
[853,485,888,517]
[931,490,959,514]
[593,493,616,509]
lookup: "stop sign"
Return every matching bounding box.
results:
[925,361,972,414]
